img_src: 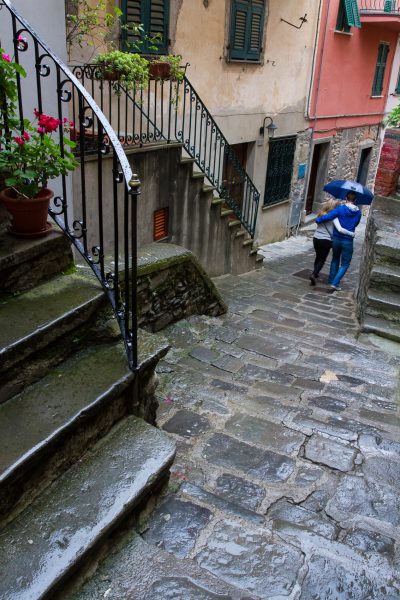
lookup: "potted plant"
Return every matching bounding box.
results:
[93,50,150,92]
[0,50,78,238]
[148,55,185,82]
[0,110,78,237]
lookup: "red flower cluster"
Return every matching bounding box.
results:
[14,131,30,146]
[34,111,61,134]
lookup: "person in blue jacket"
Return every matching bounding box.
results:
[315,192,361,291]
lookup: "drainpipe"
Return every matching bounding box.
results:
[306,0,330,122]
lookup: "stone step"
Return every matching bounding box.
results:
[202,184,217,194]
[375,234,400,266]
[0,341,134,521]
[0,416,175,600]
[370,263,400,292]
[228,219,241,229]
[362,316,400,344]
[211,197,224,206]
[191,171,205,181]
[65,531,255,600]
[180,156,195,165]
[220,208,234,217]
[366,289,400,323]
[242,238,254,248]
[0,228,73,296]
[0,272,105,401]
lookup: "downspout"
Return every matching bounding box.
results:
[306,0,331,122]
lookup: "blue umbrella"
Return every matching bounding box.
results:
[323,180,374,205]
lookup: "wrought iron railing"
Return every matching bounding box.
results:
[72,66,260,238]
[359,0,400,14]
[1,0,140,370]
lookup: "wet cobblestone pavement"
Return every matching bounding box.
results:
[75,232,400,599]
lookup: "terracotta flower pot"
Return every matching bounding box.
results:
[149,62,172,80]
[0,187,54,237]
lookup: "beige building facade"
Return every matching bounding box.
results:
[167,0,321,244]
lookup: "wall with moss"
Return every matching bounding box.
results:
[137,243,227,332]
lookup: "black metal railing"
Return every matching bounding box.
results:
[359,0,400,14]
[72,65,260,238]
[1,0,139,370]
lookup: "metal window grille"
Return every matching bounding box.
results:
[122,0,170,54]
[154,207,169,241]
[229,0,265,62]
[372,43,390,96]
[263,136,296,207]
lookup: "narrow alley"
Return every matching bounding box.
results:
[73,228,400,599]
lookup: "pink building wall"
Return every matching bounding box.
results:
[310,0,399,139]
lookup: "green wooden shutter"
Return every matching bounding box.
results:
[229,0,265,61]
[343,0,361,28]
[372,43,390,96]
[384,0,396,13]
[122,0,169,54]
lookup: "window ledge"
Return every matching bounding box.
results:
[334,29,353,36]
[262,199,290,211]
[226,58,262,65]
[371,95,384,98]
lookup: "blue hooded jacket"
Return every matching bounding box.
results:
[316,203,361,240]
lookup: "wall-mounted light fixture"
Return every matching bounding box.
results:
[260,116,278,138]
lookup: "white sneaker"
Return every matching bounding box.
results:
[330,284,342,291]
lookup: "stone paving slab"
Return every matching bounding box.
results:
[72,229,400,600]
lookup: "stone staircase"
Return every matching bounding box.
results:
[181,155,264,275]
[0,228,175,599]
[358,195,400,343]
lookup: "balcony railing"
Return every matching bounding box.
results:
[359,0,400,14]
[72,65,260,239]
[1,0,140,371]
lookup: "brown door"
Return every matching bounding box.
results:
[306,144,322,214]
[223,143,248,207]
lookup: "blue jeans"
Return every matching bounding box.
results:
[329,238,354,287]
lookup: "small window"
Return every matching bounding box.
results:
[336,0,361,31]
[122,0,169,54]
[153,207,169,241]
[264,136,296,207]
[228,0,266,62]
[372,43,390,96]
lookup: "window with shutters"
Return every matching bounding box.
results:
[263,136,296,207]
[336,0,361,32]
[372,43,390,96]
[153,207,169,241]
[228,0,266,62]
[122,0,169,54]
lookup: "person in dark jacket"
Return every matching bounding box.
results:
[315,192,361,291]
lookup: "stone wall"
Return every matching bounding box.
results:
[374,129,400,197]
[315,125,381,214]
[288,129,313,229]
[357,194,400,341]
[137,243,227,332]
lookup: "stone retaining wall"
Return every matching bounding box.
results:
[137,243,227,332]
[374,128,400,197]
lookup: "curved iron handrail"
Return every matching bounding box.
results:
[1,0,140,370]
[73,65,260,238]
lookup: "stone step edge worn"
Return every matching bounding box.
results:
[0,288,105,374]
[366,289,400,310]
[0,350,134,487]
[362,316,400,343]
[0,416,176,600]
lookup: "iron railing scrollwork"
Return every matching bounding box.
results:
[72,67,260,238]
[1,0,140,371]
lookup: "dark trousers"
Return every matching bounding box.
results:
[313,238,332,276]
